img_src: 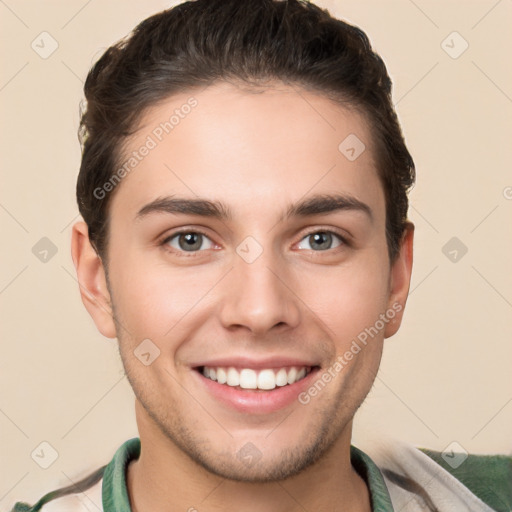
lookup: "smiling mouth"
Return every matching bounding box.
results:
[196,365,318,391]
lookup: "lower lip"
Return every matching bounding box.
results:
[192,368,320,414]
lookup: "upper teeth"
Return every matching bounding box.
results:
[202,366,309,390]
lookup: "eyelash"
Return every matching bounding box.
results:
[159,227,350,258]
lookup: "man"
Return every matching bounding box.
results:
[11,0,511,511]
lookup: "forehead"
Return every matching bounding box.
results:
[110,81,384,225]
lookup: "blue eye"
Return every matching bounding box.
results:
[297,231,345,251]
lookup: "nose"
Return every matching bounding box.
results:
[218,244,301,337]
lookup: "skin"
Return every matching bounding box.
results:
[72,81,414,511]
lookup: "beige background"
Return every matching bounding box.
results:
[1,0,511,507]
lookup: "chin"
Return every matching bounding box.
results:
[177,425,338,483]
[192,449,322,483]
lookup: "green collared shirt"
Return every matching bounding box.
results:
[10,437,512,511]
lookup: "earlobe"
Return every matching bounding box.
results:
[71,221,117,339]
[384,222,414,339]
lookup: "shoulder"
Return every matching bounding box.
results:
[360,437,512,512]
[9,438,139,512]
[419,446,512,511]
[9,477,102,512]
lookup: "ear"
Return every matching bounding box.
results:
[71,221,117,339]
[384,222,414,338]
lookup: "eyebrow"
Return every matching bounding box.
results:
[135,193,373,223]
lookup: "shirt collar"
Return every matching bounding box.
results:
[102,437,394,511]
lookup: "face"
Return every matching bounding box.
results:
[73,81,413,482]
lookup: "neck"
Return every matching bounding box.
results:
[127,401,371,512]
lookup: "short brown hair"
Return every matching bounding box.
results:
[77,0,415,264]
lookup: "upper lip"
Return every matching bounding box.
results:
[192,356,320,370]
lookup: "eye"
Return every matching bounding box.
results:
[162,231,216,254]
[296,230,346,251]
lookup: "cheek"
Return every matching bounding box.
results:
[109,255,216,342]
[301,256,390,344]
